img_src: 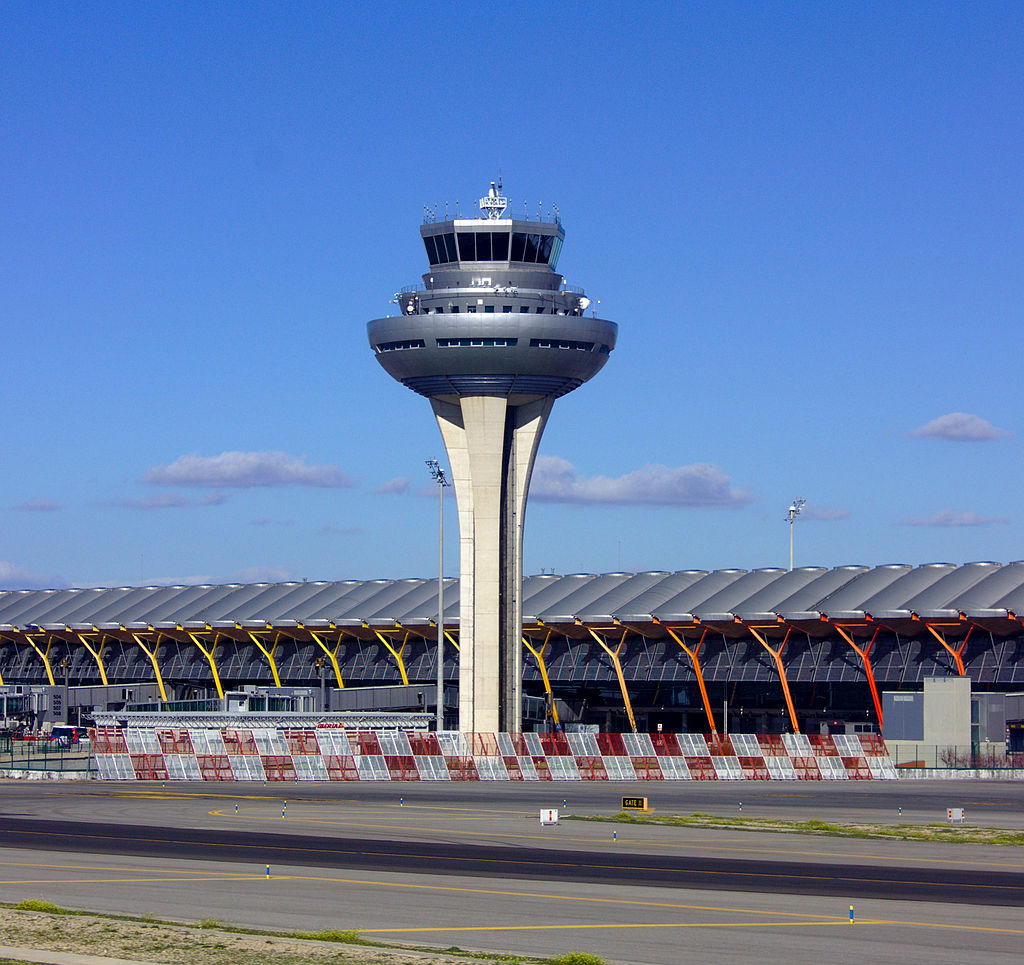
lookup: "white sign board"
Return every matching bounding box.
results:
[540,808,559,826]
[947,807,965,824]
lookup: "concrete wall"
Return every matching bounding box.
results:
[923,676,971,747]
[883,692,924,740]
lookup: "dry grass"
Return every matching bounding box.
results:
[0,904,604,965]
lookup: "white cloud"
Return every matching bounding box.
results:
[124,574,215,587]
[372,477,411,495]
[142,451,353,488]
[108,492,229,510]
[530,456,753,507]
[912,413,1010,442]
[223,565,298,584]
[0,560,67,590]
[112,492,189,509]
[15,499,60,512]
[139,566,301,586]
[900,509,1010,527]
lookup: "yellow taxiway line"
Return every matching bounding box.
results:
[3,858,1024,937]
[206,808,1024,870]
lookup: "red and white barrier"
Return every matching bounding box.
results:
[89,727,898,782]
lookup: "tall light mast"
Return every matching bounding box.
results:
[368,181,617,732]
[786,498,806,571]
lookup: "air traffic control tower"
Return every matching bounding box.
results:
[367,182,617,732]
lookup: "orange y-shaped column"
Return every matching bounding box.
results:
[831,623,884,729]
[745,624,799,733]
[923,622,973,676]
[663,625,717,733]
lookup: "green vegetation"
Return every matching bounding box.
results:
[548,955,608,965]
[569,811,1024,845]
[290,929,366,945]
[14,899,68,914]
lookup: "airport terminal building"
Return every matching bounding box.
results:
[1,561,1023,739]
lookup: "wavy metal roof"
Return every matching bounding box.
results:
[2,562,1023,634]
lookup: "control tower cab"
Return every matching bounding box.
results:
[369,181,616,401]
[367,181,617,733]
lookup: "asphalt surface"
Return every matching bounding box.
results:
[2,814,1023,906]
[0,779,1022,964]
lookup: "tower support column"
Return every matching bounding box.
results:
[433,395,551,733]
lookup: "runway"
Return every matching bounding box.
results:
[1,780,1022,964]
[3,814,1023,906]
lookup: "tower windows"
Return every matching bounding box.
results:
[436,337,518,348]
[425,232,458,265]
[529,338,594,351]
[455,231,510,262]
[376,339,426,352]
[509,232,560,265]
[427,229,560,265]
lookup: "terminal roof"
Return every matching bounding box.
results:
[1,562,1022,633]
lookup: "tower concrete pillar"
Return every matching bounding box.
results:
[433,395,552,733]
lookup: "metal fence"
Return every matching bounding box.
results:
[0,737,95,774]
[888,744,1024,770]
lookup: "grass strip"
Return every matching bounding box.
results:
[568,811,1024,845]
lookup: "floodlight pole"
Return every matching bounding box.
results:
[786,498,806,571]
[426,459,450,731]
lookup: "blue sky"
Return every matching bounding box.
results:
[2,1,1021,590]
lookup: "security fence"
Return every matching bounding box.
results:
[0,737,95,775]
[887,743,1024,770]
